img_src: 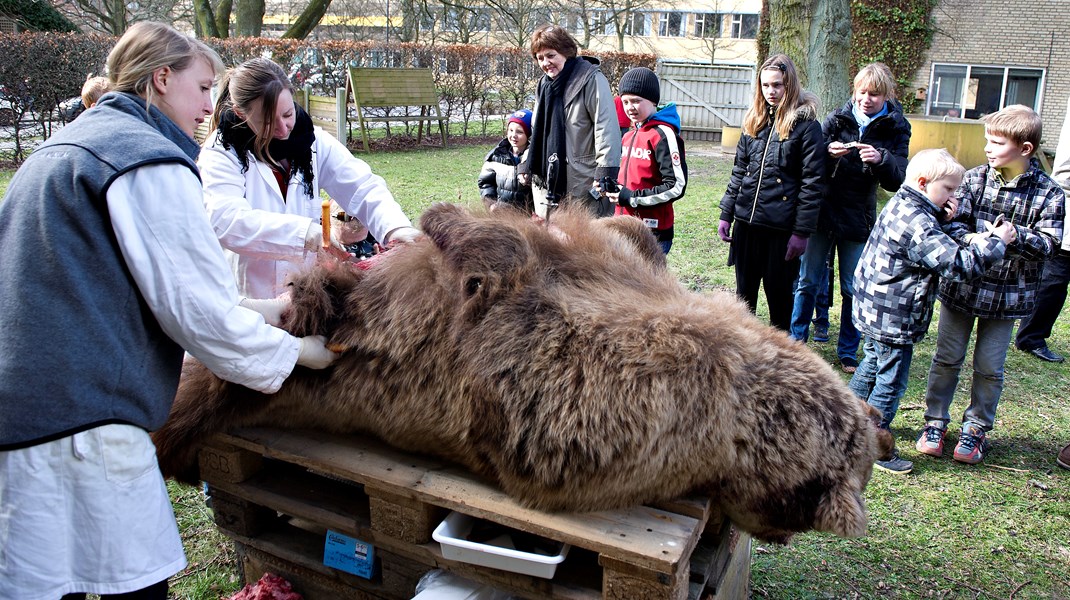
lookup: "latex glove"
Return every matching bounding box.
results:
[717,220,732,243]
[304,222,351,261]
[785,234,808,261]
[240,296,289,327]
[385,226,421,245]
[297,335,339,369]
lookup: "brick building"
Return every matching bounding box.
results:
[910,0,1068,150]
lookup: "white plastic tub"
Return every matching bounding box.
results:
[432,511,570,579]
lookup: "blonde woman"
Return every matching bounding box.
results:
[0,22,336,599]
[199,57,417,299]
[718,54,825,331]
[790,62,911,373]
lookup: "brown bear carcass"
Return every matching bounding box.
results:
[154,203,893,544]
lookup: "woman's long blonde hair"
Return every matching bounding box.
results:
[742,54,802,140]
[211,57,293,166]
[106,21,222,111]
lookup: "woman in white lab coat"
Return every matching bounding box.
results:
[0,23,337,600]
[199,57,418,299]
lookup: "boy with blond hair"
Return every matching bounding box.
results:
[917,105,1065,465]
[850,149,1014,474]
[80,75,109,108]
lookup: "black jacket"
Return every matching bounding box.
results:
[719,93,826,235]
[818,100,911,242]
[479,138,532,212]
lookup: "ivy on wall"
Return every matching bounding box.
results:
[851,0,939,112]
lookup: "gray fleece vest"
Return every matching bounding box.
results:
[0,93,200,450]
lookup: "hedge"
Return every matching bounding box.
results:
[0,33,656,162]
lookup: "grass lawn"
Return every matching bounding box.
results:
[4,141,1068,599]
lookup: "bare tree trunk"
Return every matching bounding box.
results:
[807,0,851,112]
[282,0,333,38]
[194,0,220,37]
[215,0,233,37]
[235,0,265,36]
[765,0,851,116]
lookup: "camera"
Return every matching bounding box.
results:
[589,176,620,200]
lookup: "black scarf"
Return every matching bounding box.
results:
[218,105,316,198]
[527,57,578,198]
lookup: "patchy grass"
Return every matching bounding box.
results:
[4,142,1067,599]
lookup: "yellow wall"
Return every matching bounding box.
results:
[906,116,987,169]
[721,116,989,169]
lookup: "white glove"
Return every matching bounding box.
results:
[297,335,339,369]
[304,222,351,259]
[239,296,289,327]
[384,226,421,245]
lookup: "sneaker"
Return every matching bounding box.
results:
[953,424,991,464]
[1058,443,1070,471]
[813,324,830,343]
[916,422,947,457]
[874,449,913,474]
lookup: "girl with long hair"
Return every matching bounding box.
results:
[718,54,826,331]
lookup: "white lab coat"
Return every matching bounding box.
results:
[109,163,299,392]
[200,127,412,298]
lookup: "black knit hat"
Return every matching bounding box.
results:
[619,67,660,105]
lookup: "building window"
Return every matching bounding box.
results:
[658,12,685,37]
[694,13,719,38]
[626,12,648,36]
[729,14,759,39]
[927,63,1044,119]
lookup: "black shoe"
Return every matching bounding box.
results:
[874,449,913,474]
[1022,345,1065,363]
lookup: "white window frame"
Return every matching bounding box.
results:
[658,11,685,37]
[694,12,719,38]
[926,62,1045,118]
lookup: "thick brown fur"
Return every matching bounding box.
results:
[153,204,894,544]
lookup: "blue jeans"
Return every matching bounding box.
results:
[924,304,1014,432]
[849,336,915,430]
[812,262,832,329]
[790,231,864,361]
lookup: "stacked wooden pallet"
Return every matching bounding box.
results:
[200,428,751,600]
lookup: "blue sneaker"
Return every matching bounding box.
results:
[953,424,990,465]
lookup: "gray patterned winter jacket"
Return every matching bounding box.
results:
[853,185,1006,345]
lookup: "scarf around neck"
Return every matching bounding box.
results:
[852,101,888,138]
[218,105,316,198]
[527,56,578,198]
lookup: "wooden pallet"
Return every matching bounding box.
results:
[200,428,750,600]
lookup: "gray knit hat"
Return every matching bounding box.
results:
[619,67,660,105]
